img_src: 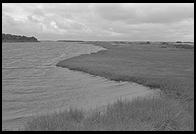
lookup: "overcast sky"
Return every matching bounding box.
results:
[2,3,194,41]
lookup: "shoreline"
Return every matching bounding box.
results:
[56,41,194,116]
[3,42,157,131]
[9,41,193,131]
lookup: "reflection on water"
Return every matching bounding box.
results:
[2,42,155,130]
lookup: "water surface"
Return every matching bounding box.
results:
[2,42,156,130]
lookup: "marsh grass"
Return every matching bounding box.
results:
[24,96,193,131]
[24,108,84,131]
[57,58,194,116]
[31,42,193,131]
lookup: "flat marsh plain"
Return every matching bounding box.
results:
[25,42,194,131]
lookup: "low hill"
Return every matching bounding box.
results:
[2,33,39,42]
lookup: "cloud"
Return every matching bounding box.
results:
[2,3,194,41]
[94,3,194,24]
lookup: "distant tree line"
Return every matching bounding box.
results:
[2,33,39,42]
[57,40,84,42]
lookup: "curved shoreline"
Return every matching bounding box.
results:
[56,42,194,115]
[3,42,156,131]
[24,41,193,131]
[4,41,193,131]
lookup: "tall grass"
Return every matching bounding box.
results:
[24,96,193,131]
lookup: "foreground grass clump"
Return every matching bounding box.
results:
[24,109,84,131]
[24,96,193,131]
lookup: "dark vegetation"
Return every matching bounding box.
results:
[2,33,39,42]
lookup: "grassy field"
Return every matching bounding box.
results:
[24,95,193,131]
[24,42,194,131]
[57,42,194,115]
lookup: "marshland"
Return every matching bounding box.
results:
[2,3,194,131]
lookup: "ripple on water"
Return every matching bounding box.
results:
[2,42,157,130]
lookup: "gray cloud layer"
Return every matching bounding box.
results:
[2,3,194,41]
